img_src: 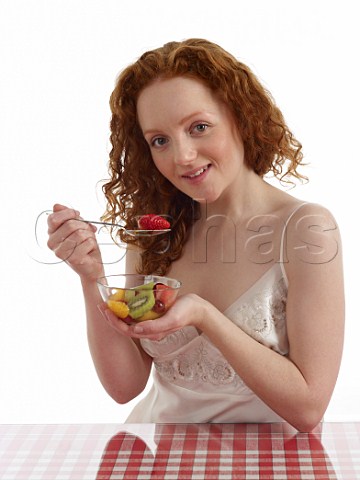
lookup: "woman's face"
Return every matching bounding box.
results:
[136,76,246,204]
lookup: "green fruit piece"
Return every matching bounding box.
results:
[124,281,154,302]
[124,289,136,302]
[137,281,155,290]
[128,290,155,319]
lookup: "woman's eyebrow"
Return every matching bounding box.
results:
[143,111,213,136]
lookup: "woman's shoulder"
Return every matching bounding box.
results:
[268,187,338,227]
[274,195,342,272]
[281,199,339,233]
[264,188,341,259]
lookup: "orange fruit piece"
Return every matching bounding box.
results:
[107,300,130,319]
[109,289,126,301]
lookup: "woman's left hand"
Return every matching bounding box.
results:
[105,294,211,341]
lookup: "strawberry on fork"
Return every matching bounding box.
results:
[138,214,170,230]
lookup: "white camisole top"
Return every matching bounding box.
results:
[126,204,306,423]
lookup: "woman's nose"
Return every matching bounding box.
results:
[173,138,197,165]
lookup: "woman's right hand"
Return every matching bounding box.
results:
[47,203,104,281]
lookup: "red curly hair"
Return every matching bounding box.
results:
[102,38,306,275]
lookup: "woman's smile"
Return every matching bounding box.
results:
[181,164,212,182]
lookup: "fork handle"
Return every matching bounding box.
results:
[78,219,125,230]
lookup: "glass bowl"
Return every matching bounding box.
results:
[97,274,181,323]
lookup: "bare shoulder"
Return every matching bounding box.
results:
[267,186,341,249]
[286,200,339,222]
[262,184,343,273]
[283,201,342,268]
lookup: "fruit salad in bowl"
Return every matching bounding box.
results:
[97,274,181,324]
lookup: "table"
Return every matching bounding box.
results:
[1,423,359,479]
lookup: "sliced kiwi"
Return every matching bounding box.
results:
[137,281,155,290]
[128,290,155,320]
[124,289,136,302]
[124,281,154,302]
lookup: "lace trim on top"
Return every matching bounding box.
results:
[224,275,288,355]
[154,338,245,388]
[141,266,289,389]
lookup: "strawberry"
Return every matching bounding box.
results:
[138,214,170,230]
[138,214,155,230]
[154,282,176,308]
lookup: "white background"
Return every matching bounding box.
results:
[0,0,359,424]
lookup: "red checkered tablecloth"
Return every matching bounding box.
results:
[1,423,359,479]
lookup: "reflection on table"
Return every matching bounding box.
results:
[1,422,359,479]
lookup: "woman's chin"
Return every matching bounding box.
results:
[192,191,221,204]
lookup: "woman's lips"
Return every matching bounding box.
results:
[181,164,211,181]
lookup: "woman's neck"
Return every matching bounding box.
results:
[198,170,270,224]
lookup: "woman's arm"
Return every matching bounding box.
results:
[47,204,152,404]
[82,276,152,404]
[124,204,345,431]
[206,204,344,431]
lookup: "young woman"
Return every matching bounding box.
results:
[47,39,344,431]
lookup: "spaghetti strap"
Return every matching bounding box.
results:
[279,202,308,286]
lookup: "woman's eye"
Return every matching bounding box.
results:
[192,123,209,134]
[151,137,168,147]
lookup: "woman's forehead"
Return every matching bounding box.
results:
[136,76,224,127]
